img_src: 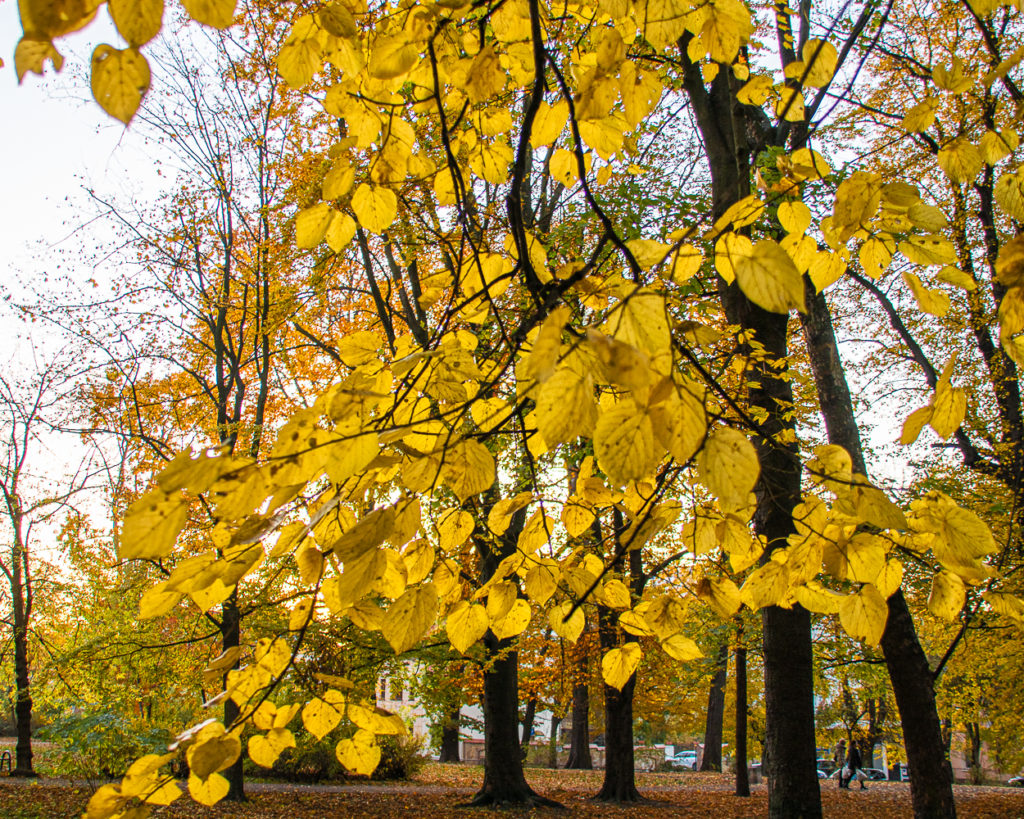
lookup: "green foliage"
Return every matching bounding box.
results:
[39,708,172,779]
[370,734,427,781]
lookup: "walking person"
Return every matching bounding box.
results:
[846,741,868,790]
[834,739,847,789]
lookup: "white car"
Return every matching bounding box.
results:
[670,751,698,770]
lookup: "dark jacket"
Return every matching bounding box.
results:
[847,745,863,769]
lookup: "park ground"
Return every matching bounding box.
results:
[1,764,1024,818]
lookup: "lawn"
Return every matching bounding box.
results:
[2,764,1024,818]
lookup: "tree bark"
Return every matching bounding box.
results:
[700,641,728,771]
[11,545,33,777]
[802,288,957,818]
[438,705,460,763]
[595,530,643,803]
[736,628,750,797]
[681,43,821,819]
[547,715,561,769]
[565,638,593,769]
[521,696,538,751]
[222,591,244,801]
[468,505,558,807]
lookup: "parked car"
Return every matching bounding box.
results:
[669,751,698,771]
[816,769,829,779]
[1008,775,1024,787]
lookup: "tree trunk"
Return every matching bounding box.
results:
[469,635,557,806]
[700,641,728,771]
[565,639,593,769]
[681,48,820,819]
[221,591,244,801]
[521,696,538,752]
[11,536,33,778]
[547,715,561,769]
[468,505,557,807]
[802,288,957,818]
[438,705,460,763]
[595,532,642,803]
[735,629,750,797]
[966,722,982,783]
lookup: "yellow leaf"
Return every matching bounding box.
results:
[900,235,956,266]
[187,728,241,780]
[661,633,703,661]
[492,598,531,639]
[875,559,904,598]
[402,538,434,585]
[902,97,938,133]
[593,401,659,485]
[792,581,845,614]
[625,239,671,271]
[928,572,965,621]
[809,251,846,292]
[486,581,516,622]
[446,601,489,654]
[368,36,418,80]
[522,306,569,384]
[778,201,811,235]
[601,642,642,690]
[109,0,163,46]
[436,507,475,548]
[607,288,672,356]
[832,172,882,239]
[549,601,584,642]
[120,489,188,560]
[937,138,983,184]
[859,237,893,279]
[139,582,182,619]
[698,576,742,619]
[902,271,950,317]
[536,367,597,445]
[326,212,356,253]
[350,185,397,234]
[530,99,568,147]
[839,584,888,646]
[737,74,772,106]
[248,729,295,768]
[180,0,234,27]
[980,129,1019,165]
[441,439,496,501]
[995,165,1024,220]
[618,609,655,636]
[697,427,759,513]
[336,733,381,776]
[930,384,966,440]
[90,44,149,124]
[188,772,229,806]
[302,690,346,740]
[775,86,804,122]
[562,498,595,539]
[899,405,933,445]
[524,563,558,605]
[486,494,532,537]
[740,560,789,610]
[733,239,806,313]
[601,578,632,610]
[801,38,837,87]
[295,203,333,249]
[381,584,438,654]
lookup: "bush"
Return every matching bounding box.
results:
[39,709,172,780]
[248,730,347,783]
[371,734,427,781]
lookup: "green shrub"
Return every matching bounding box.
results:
[371,733,427,781]
[39,710,172,780]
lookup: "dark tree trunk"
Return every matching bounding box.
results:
[12,555,33,777]
[469,505,558,807]
[736,629,750,797]
[700,641,729,771]
[596,671,640,802]
[802,288,957,818]
[470,635,558,806]
[439,705,460,763]
[547,715,561,769]
[966,722,982,783]
[565,637,593,769]
[222,591,244,802]
[680,41,820,819]
[595,530,642,803]
[521,696,538,751]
